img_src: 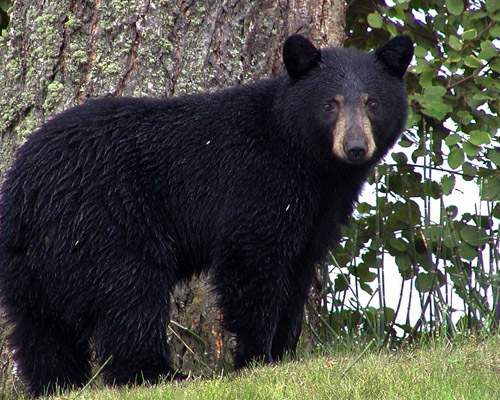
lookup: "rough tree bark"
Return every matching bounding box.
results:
[0,0,345,373]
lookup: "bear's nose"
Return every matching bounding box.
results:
[344,140,367,163]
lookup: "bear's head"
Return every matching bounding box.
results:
[282,34,414,166]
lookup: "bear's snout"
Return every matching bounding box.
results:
[331,94,376,164]
[344,139,367,163]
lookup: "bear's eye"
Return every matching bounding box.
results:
[323,101,339,113]
[366,99,379,111]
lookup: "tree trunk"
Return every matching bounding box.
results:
[0,0,345,373]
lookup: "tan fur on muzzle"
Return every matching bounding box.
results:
[332,94,376,163]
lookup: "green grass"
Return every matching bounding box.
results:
[15,336,496,400]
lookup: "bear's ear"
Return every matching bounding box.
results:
[283,34,321,80]
[375,35,414,78]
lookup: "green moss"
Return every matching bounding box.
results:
[71,49,88,65]
[98,61,123,77]
[42,81,64,112]
[4,56,19,76]
[32,14,61,58]
[64,12,82,30]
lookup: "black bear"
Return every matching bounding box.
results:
[0,34,413,397]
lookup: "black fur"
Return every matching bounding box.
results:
[0,35,413,397]
[283,34,322,79]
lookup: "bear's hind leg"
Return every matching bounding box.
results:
[93,276,176,387]
[7,313,92,397]
[95,309,175,386]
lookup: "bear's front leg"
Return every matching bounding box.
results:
[211,253,288,369]
[271,263,315,361]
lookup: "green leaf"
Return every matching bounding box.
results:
[446,0,464,15]
[381,307,396,322]
[393,4,407,17]
[386,22,398,37]
[469,11,490,19]
[392,152,408,164]
[426,107,449,120]
[353,264,377,282]
[420,86,450,119]
[463,141,479,157]
[422,102,450,120]
[488,148,500,166]
[460,225,489,247]
[419,70,435,87]
[0,0,10,12]
[396,253,411,273]
[462,29,477,40]
[412,61,433,74]
[448,147,464,169]
[448,35,462,51]
[427,225,443,242]
[479,41,498,60]
[424,86,447,98]
[446,205,458,218]
[414,45,428,58]
[462,162,477,181]
[448,51,462,63]
[445,134,462,147]
[415,272,435,293]
[389,238,407,252]
[491,25,500,38]
[367,12,383,28]
[469,130,491,146]
[441,175,455,195]
[472,92,496,102]
[359,281,373,295]
[486,0,500,13]
[331,248,351,267]
[457,111,473,124]
[481,177,500,201]
[334,274,349,292]
[399,138,413,148]
[362,250,377,265]
[458,242,478,261]
[493,203,500,219]
[491,58,500,73]
[429,181,441,199]
[464,55,482,68]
